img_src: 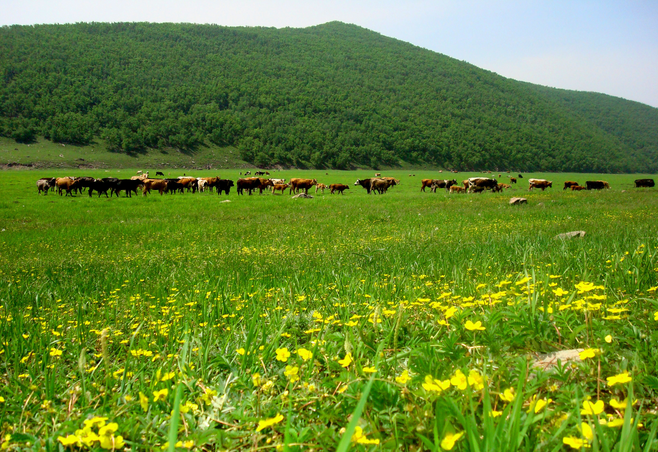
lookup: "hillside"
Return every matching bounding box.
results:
[1,21,657,172]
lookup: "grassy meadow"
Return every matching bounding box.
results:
[1,169,658,451]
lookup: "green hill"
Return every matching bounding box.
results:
[1,21,657,172]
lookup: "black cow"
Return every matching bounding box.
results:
[635,179,655,188]
[113,179,144,197]
[214,179,234,195]
[164,179,184,194]
[586,181,610,190]
[354,179,373,194]
[155,171,165,176]
[88,179,112,197]
[75,177,96,194]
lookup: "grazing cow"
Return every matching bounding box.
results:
[509,177,517,184]
[518,174,523,178]
[164,179,184,194]
[467,177,498,192]
[113,179,144,197]
[244,171,251,176]
[315,183,328,194]
[329,184,350,194]
[571,185,587,191]
[420,179,436,192]
[155,171,165,176]
[214,179,234,195]
[289,178,317,194]
[429,179,457,193]
[528,179,553,191]
[237,177,263,195]
[270,178,286,185]
[370,178,396,194]
[496,183,511,191]
[564,181,579,190]
[354,179,373,194]
[88,178,112,198]
[37,178,57,194]
[142,179,168,196]
[635,179,655,188]
[56,177,81,196]
[178,177,198,192]
[374,173,381,177]
[449,186,466,194]
[197,179,209,192]
[271,183,289,194]
[131,173,149,181]
[586,181,610,190]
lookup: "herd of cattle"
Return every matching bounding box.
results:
[35,173,655,198]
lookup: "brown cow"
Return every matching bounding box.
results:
[528,179,552,191]
[449,186,466,194]
[56,177,81,196]
[142,179,168,196]
[421,179,436,192]
[370,178,395,194]
[271,183,289,194]
[510,177,517,184]
[289,178,317,194]
[178,177,198,192]
[564,181,579,190]
[571,185,587,191]
[329,184,350,194]
[237,177,261,195]
[315,183,328,194]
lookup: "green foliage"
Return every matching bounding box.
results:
[1,22,657,171]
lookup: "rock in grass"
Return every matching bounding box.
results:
[509,197,527,205]
[292,193,314,199]
[533,349,584,370]
[555,231,586,240]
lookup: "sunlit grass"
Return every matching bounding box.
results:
[1,170,657,450]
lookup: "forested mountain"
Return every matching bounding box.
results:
[1,21,657,171]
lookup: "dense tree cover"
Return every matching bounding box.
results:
[1,21,656,171]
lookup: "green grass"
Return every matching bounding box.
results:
[1,169,658,450]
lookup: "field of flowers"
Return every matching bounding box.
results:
[1,169,657,451]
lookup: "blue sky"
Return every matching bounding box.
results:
[3,0,657,108]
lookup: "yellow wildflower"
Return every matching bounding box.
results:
[563,436,587,449]
[296,348,313,361]
[465,320,485,331]
[58,435,82,447]
[256,413,284,432]
[579,348,600,360]
[440,431,464,450]
[500,388,515,402]
[581,400,604,415]
[49,348,63,357]
[153,388,168,402]
[350,426,380,445]
[284,365,300,382]
[395,370,411,385]
[275,348,291,362]
[252,373,261,387]
[338,353,353,368]
[362,366,377,373]
[607,372,632,386]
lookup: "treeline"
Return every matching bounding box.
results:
[1,21,657,172]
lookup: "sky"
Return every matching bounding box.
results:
[3,0,657,108]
